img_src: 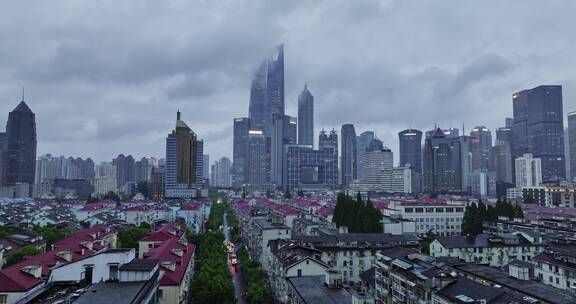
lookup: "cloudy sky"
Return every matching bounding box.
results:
[1,0,575,164]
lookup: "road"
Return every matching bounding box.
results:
[223,212,247,304]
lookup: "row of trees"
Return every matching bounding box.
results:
[117,224,151,253]
[462,199,524,235]
[237,246,272,304]
[332,192,382,233]
[191,231,235,304]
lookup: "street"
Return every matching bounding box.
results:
[223,212,248,304]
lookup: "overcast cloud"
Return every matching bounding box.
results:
[0,0,575,164]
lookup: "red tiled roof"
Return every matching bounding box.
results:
[0,225,115,293]
[141,224,184,242]
[144,236,195,286]
[179,203,200,211]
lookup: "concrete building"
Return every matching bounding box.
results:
[233,117,250,188]
[469,126,492,171]
[568,111,576,182]
[1,100,36,187]
[360,139,392,185]
[398,129,422,174]
[515,153,542,188]
[381,167,412,193]
[423,128,470,193]
[284,144,338,191]
[211,157,233,188]
[356,131,375,181]
[430,232,543,267]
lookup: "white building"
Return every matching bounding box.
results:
[91,177,117,195]
[430,232,543,267]
[381,167,412,193]
[211,157,233,188]
[382,200,466,236]
[515,153,542,188]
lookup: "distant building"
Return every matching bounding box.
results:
[361,139,393,185]
[1,99,37,186]
[284,144,338,191]
[568,111,576,182]
[469,126,492,171]
[246,130,270,191]
[470,170,496,198]
[232,117,250,188]
[341,124,357,187]
[356,131,375,180]
[398,129,422,174]
[202,154,210,180]
[423,128,470,193]
[271,114,297,189]
[164,111,202,198]
[512,85,565,183]
[297,85,314,147]
[113,154,135,191]
[515,153,542,188]
[211,157,233,188]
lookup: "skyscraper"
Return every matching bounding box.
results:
[361,139,393,185]
[423,128,469,193]
[341,124,357,187]
[164,111,199,198]
[284,144,337,191]
[356,131,375,180]
[248,44,284,135]
[203,154,210,180]
[297,85,314,147]
[233,117,250,188]
[568,111,576,182]
[319,129,338,183]
[470,126,492,171]
[2,99,37,186]
[496,127,512,146]
[271,114,297,188]
[113,154,135,191]
[512,85,565,183]
[0,132,5,186]
[398,129,422,173]
[246,130,269,190]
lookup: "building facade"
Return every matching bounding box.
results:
[515,153,542,188]
[512,85,565,183]
[1,100,37,186]
[297,85,314,147]
[398,129,422,174]
[284,144,338,191]
[341,124,357,187]
[469,126,492,171]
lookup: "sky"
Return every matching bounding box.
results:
[0,0,575,165]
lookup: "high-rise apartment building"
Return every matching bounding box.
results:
[1,100,37,186]
[113,154,135,191]
[211,157,232,188]
[515,153,542,188]
[297,85,314,147]
[470,126,492,171]
[246,130,269,190]
[398,129,422,173]
[361,139,393,185]
[164,111,200,198]
[271,114,296,188]
[512,85,565,183]
[341,124,357,187]
[203,154,210,180]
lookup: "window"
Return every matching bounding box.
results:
[405,208,414,213]
[426,208,434,212]
[445,208,454,212]
[158,289,163,298]
[436,208,444,213]
[415,208,423,213]
[298,269,302,277]
[109,264,119,281]
[306,260,309,265]
[456,208,464,212]
[556,277,560,284]
[0,295,7,304]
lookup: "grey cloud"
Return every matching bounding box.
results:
[1,0,575,163]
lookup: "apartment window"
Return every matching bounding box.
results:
[158,289,163,298]
[0,295,7,304]
[109,264,119,281]
[556,277,560,284]
[298,269,302,277]
[445,208,454,212]
[344,261,347,266]
[405,208,414,213]
[306,260,309,265]
[415,208,423,213]
[456,208,464,212]
[436,208,444,213]
[549,276,553,283]
[426,208,434,212]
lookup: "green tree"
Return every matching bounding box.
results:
[33,226,67,246]
[419,230,436,255]
[117,226,150,251]
[462,203,479,235]
[5,245,42,267]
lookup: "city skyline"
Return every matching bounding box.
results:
[1,1,576,163]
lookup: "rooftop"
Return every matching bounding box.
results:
[287,275,352,304]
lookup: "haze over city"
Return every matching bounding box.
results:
[1,0,575,163]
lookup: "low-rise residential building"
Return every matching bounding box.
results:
[296,232,419,286]
[382,199,466,236]
[0,231,46,268]
[246,217,292,272]
[143,233,195,304]
[286,274,352,304]
[430,232,543,267]
[533,239,576,290]
[545,185,576,207]
[268,240,329,302]
[0,225,117,304]
[138,224,185,258]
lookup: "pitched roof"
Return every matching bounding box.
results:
[12,101,32,113]
[143,238,195,286]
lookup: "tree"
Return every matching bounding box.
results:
[80,221,91,228]
[117,226,150,251]
[33,226,67,246]
[419,230,436,255]
[103,191,121,202]
[5,246,42,267]
[462,203,480,235]
[284,190,292,199]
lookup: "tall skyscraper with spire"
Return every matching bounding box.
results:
[1,94,37,186]
[248,44,285,135]
[298,85,314,147]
